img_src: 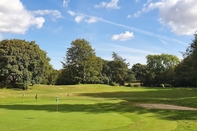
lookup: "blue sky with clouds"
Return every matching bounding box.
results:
[0,0,196,69]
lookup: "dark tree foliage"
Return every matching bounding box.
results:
[0,39,54,89]
[107,52,133,85]
[60,39,102,84]
[58,40,135,85]
[131,63,148,85]
[175,32,197,87]
[145,53,180,86]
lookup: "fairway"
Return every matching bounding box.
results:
[1,84,197,131]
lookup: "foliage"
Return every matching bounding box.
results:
[174,33,197,87]
[107,52,131,85]
[131,63,148,85]
[3,34,197,87]
[0,39,54,88]
[146,53,180,86]
[124,69,136,83]
[59,41,133,85]
[60,39,102,84]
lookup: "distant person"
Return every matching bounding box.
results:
[35,94,38,100]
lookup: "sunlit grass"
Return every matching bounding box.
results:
[1,84,197,131]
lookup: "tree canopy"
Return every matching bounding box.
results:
[60,39,102,84]
[57,39,135,85]
[2,32,197,88]
[0,39,55,89]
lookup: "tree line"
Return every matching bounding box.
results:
[0,39,58,89]
[0,32,197,88]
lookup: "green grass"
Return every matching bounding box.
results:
[1,84,197,131]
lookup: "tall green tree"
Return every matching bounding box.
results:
[146,53,180,86]
[62,39,101,84]
[0,39,53,88]
[131,63,148,85]
[107,52,129,85]
[175,32,197,86]
[124,68,136,84]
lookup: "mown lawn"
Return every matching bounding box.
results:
[1,84,197,131]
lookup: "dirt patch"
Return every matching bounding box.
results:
[136,103,197,111]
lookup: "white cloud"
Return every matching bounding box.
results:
[0,0,45,34]
[67,10,75,16]
[127,15,131,18]
[136,0,140,3]
[63,0,69,7]
[33,10,63,21]
[94,0,120,9]
[85,17,99,24]
[75,15,84,23]
[68,11,98,24]
[135,0,197,35]
[133,11,142,18]
[111,31,134,41]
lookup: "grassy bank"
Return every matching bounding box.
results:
[0,84,197,131]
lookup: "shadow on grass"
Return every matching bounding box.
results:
[1,88,197,121]
[78,88,197,107]
[0,102,197,121]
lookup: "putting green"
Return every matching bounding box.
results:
[0,108,132,131]
[1,84,197,131]
[0,106,177,131]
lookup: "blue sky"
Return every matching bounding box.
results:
[0,0,196,69]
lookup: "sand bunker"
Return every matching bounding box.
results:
[136,103,197,111]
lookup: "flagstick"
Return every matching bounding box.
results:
[56,97,59,118]
[22,93,25,103]
[57,103,58,117]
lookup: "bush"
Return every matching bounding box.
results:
[101,76,109,84]
[109,82,118,86]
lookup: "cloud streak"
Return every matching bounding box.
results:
[110,44,155,54]
[68,11,186,45]
[98,17,186,45]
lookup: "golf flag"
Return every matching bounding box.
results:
[56,97,59,103]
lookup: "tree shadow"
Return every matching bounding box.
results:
[1,88,197,121]
[78,88,197,107]
[1,102,197,121]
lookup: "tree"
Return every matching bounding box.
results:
[175,32,197,86]
[45,67,58,85]
[131,63,148,85]
[146,53,180,86]
[0,39,53,89]
[107,52,129,85]
[174,56,194,87]
[62,39,101,84]
[56,68,72,85]
[124,69,136,84]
